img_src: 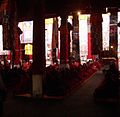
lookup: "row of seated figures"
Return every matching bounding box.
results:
[0,59,102,97]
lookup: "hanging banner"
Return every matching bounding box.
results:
[18,21,33,43]
[25,44,32,55]
[45,18,53,65]
[79,15,88,64]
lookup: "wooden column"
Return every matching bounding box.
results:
[59,14,69,67]
[14,26,20,67]
[2,0,20,68]
[72,13,80,61]
[32,0,45,98]
[2,0,11,50]
[109,10,118,58]
[90,12,103,57]
[52,17,58,63]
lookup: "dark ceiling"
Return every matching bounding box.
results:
[16,0,120,21]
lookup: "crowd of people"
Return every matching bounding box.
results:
[0,60,32,116]
[0,59,102,97]
[44,60,102,96]
[0,58,104,115]
[1,58,119,115]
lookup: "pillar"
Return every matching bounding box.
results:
[72,13,80,61]
[52,17,58,63]
[14,23,23,67]
[13,26,21,67]
[2,0,20,68]
[32,0,45,98]
[67,22,73,62]
[20,44,25,64]
[90,12,103,58]
[2,0,10,50]
[59,14,69,67]
[109,9,118,58]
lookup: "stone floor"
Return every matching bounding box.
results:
[3,67,120,117]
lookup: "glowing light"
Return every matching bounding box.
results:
[106,7,108,12]
[107,12,111,16]
[110,46,114,49]
[77,11,81,16]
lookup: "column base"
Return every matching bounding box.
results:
[13,64,20,68]
[32,74,43,98]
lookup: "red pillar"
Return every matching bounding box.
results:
[59,14,69,66]
[88,32,91,59]
[2,0,11,50]
[32,0,45,97]
[72,13,80,61]
[19,44,25,64]
[7,0,20,67]
[90,12,103,58]
[52,17,58,63]
[87,17,92,59]
[109,9,118,58]
[14,27,20,66]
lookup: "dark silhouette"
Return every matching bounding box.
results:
[93,61,119,102]
[0,72,6,116]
